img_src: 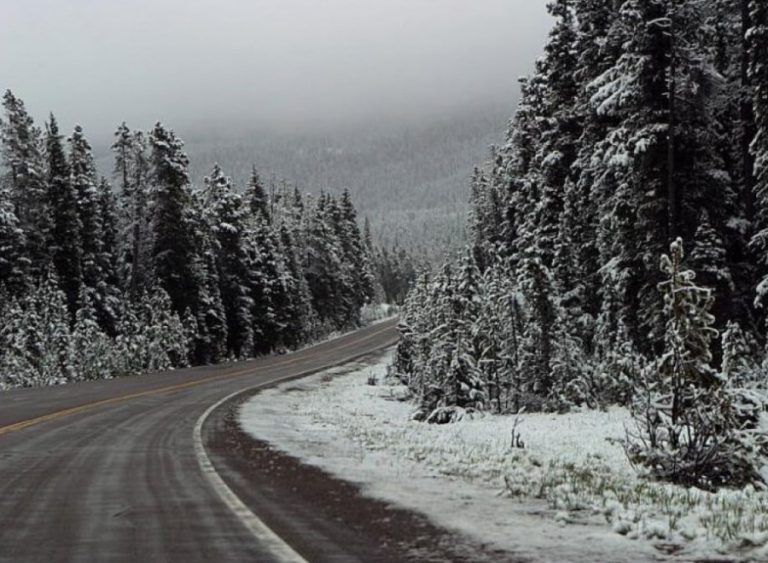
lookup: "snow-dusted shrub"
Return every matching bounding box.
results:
[626,239,767,490]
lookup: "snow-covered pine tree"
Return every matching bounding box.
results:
[468,165,496,272]
[720,320,757,379]
[244,209,283,353]
[71,285,114,381]
[626,238,763,489]
[69,125,103,291]
[531,0,580,271]
[473,259,515,413]
[0,295,35,389]
[276,221,317,347]
[0,181,26,293]
[691,210,735,326]
[587,0,673,350]
[112,124,151,300]
[69,125,119,332]
[245,167,270,222]
[325,195,360,327]
[339,189,375,309]
[147,123,199,316]
[17,272,75,387]
[135,286,189,371]
[516,245,558,402]
[303,193,346,330]
[0,90,49,279]
[200,164,253,358]
[113,288,188,374]
[188,192,228,364]
[569,0,622,332]
[501,71,548,267]
[751,0,768,316]
[45,114,82,316]
[412,259,486,423]
[96,177,122,335]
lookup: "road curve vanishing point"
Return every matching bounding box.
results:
[0,318,398,563]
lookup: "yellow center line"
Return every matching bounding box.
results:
[0,322,397,438]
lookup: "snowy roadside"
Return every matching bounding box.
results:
[238,349,768,562]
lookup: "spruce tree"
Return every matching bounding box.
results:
[276,221,317,346]
[245,212,282,353]
[71,286,114,381]
[96,178,122,334]
[45,114,82,315]
[750,0,768,313]
[69,125,104,295]
[148,123,198,316]
[0,182,26,293]
[245,166,270,222]
[112,124,151,300]
[627,239,730,487]
[201,164,253,358]
[0,90,49,278]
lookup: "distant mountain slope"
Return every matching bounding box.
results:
[178,104,511,259]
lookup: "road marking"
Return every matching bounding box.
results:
[193,337,398,563]
[0,322,397,437]
[193,387,308,562]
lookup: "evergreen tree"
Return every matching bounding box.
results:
[135,287,189,371]
[0,90,49,278]
[339,189,375,308]
[96,178,122,334]
[16,273,74,386]
[0,182,26,293]
[627,238,763,489]
[148,123,199,316]
[276,221,316,346]
[191,230,229,365]
[71,286,114,381]
[244,212,282,353]
[112,124,151,300]
[751,0,768,313]
[245,166,270,221]
[200,164,253,358]
[45,114,82,315]
[720,320,757,378]
[304,194,346,329]
[69,125,104,294]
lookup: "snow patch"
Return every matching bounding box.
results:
[239,352,666,561]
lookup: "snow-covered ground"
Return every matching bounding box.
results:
[240,350,768,562]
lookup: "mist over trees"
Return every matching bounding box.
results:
[0,90,414,389]
[111,106,511,262]
[395,0,768,488]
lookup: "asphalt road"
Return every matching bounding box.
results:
[0,319,400,563]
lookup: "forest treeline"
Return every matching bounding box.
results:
[395,0,768,488]
[0,91,415,389]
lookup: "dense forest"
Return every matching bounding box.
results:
[0,91,415,390]
[395,0,768,488]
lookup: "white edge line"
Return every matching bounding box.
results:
[193,385,308,563]
[193,339,397,563]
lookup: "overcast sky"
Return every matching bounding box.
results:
[1,0,551,138]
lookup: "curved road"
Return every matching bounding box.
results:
[0,319,399,562]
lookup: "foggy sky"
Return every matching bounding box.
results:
[1,0,552,139]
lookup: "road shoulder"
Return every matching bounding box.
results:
[202,350,512,563]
